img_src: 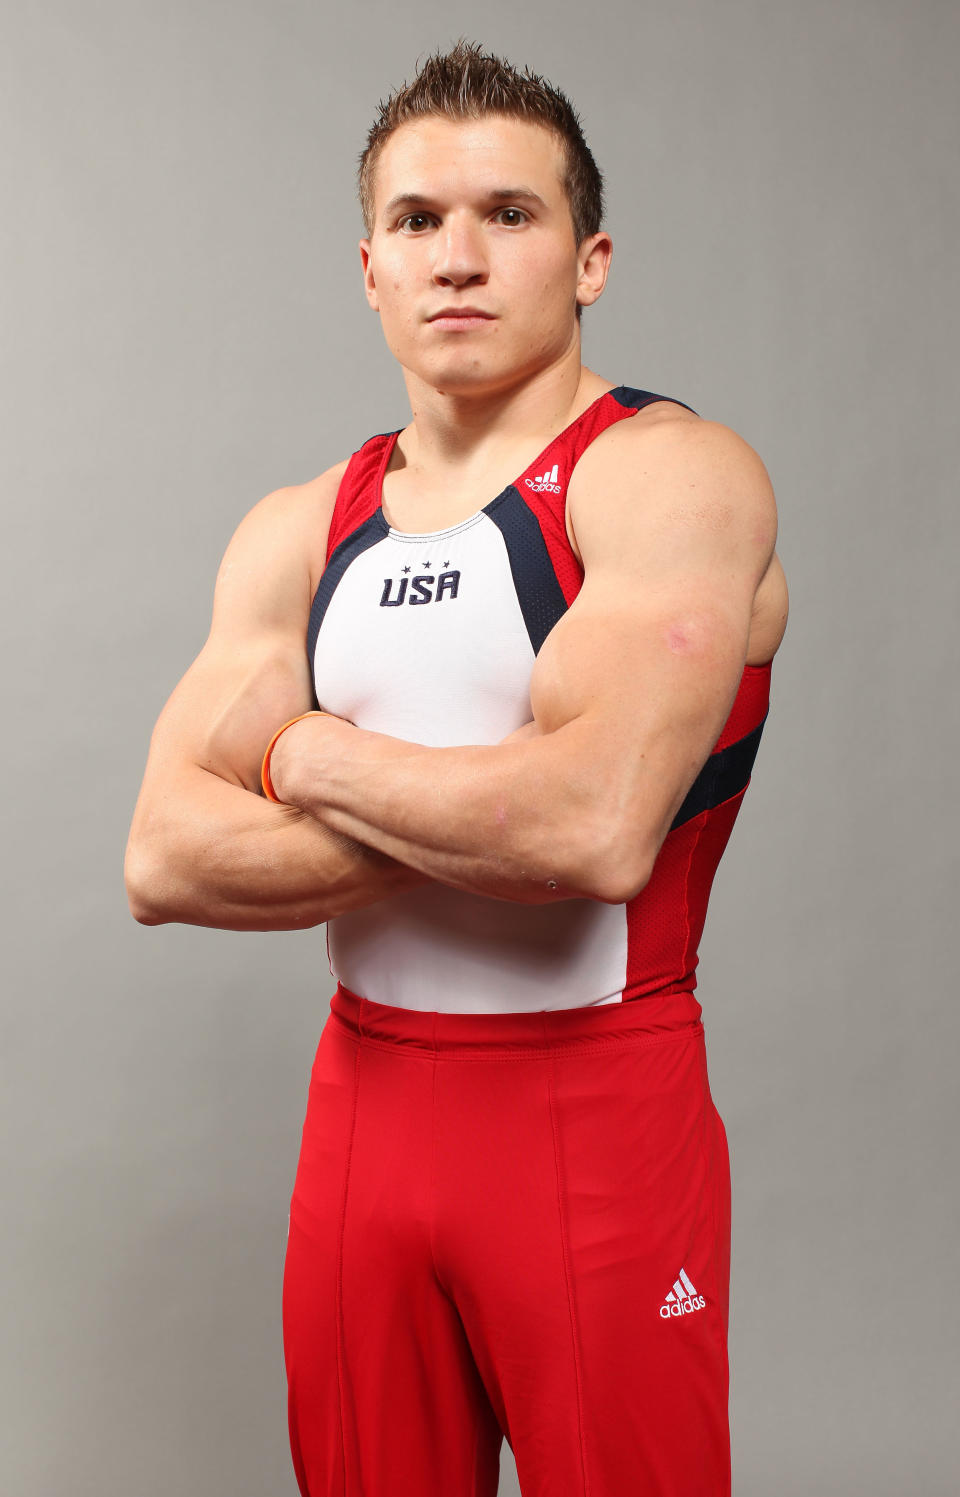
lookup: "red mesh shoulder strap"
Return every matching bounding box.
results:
[513,387,692,543]
[325,430,398,565]
[510,387,669,604]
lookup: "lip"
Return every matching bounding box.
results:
[427,309,496,326]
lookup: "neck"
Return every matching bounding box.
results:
[397,350,611,476]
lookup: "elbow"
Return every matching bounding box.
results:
[582,820,654,905]
[126,888,166,926]
[591,863,652,906]
[124,843,174,925]
[537,811,649,905]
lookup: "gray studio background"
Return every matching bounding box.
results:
[3,2,957,1494]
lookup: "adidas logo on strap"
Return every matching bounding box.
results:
[524,462,562,493]
[660,1266,706,1319]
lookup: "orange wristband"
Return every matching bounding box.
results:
[260,710,329,802]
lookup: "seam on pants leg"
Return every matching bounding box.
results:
[336,1018,364,1497]
[695,1039,722,1323]
[428,1010,453,1299]
[542,1015,590,1496]
[471,1395,482,1497]
[697,1040,732,1496]
[430,1010,486,1497]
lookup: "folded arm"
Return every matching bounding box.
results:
[269,418,779,904]
[268,712,609,904]
[124,473,433,931]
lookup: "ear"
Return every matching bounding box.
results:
[575,230,613,310]
[359,239,379,311]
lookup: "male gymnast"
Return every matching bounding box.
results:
[126,38,789,1497]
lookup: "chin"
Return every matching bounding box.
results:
[426,347,544,395]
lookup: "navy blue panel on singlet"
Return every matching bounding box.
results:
[610,387,700,416]
[482,486,570,654]
[306,510,391,702]
[669,713,768,830]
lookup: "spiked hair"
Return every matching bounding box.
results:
[357,40,605,321]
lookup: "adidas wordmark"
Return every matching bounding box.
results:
[660,1267,706,1319]
[524,463,562,493]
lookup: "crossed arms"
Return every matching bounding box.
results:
[124,418,778,930]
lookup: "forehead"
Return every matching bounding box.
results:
[372,115,566,214]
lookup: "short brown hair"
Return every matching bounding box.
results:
[357,39,605,253]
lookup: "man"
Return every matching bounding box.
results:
[126,38,788,1497]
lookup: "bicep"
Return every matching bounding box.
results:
[529,580,751,842]
[143,629,315,797]
[136,482,326,800]
[528,421,776,882]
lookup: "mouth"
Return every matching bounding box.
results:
[427,310,496,329]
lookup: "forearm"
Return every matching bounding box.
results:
[274,717,608,905]
[124,763,430,931]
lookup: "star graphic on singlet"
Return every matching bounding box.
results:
[401,565,410,573]
[422,561,432,570]
[443,560,449,568]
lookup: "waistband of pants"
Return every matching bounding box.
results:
[330,982,704,1055]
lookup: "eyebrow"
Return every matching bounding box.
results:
[382,187,548,219]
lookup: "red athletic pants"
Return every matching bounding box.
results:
[282,982,732,1496]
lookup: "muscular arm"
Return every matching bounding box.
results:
[269,418,780,905]
[124,474,431,931]
[269,710,608,904]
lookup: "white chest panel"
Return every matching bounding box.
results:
[313,515,535,745]
[311,513,628,1012]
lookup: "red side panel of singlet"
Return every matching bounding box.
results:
[622,662,771,1000]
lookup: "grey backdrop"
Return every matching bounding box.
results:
[3,2,957,1494]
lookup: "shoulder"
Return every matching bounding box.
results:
[289,455,353,511]
[237,456,351,532]
[283,457,353,600]
[576,401,769,487]
[295,456,353,519]
[218,458,352,610]
[570,406,777,557]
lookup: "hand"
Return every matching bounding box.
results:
[268,710,355,806]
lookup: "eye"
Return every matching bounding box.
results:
[495,207,528,226]
[398,213,433,233]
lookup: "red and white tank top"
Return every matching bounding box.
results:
[306,385,771,1013]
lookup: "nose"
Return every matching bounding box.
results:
[431,211,489,287]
